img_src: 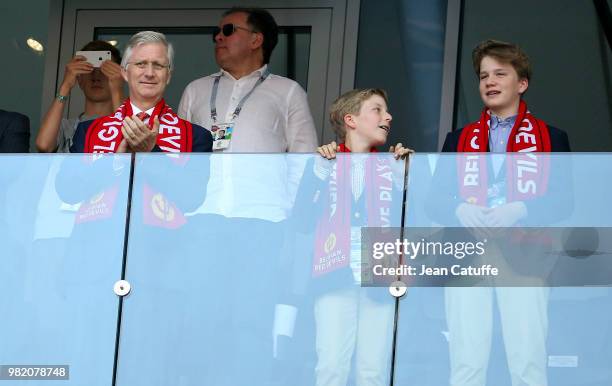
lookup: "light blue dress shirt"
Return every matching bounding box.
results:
[489,114,517,153]
[489,114,517,184]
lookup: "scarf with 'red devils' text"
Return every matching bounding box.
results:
[77,98,190,228]
[457,100,551,205]
[84,98,193,153]
[312,144,393,277]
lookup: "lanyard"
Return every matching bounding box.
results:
[209,68,270,123]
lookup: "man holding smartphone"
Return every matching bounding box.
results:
[32,40,124,271]
[36,40,124,153]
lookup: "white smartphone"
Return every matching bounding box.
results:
[75,50,111,67]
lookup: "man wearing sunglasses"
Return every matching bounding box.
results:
[177,6,318,386]
[178,6,317,153]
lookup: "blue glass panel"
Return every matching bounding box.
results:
[0,154,130,385]
[395,153,612,386]
[116,153,406,386]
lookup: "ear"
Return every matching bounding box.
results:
[121,66,129,83]
[250,32,264,50]
[343,113,357,130]
[166,69,172,85]
[518,78,529,95]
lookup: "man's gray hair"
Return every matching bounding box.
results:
[121,31,174,70]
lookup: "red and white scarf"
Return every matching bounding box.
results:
[78,99,191,227]
[457,100,551,204]
[75,184,187,229]
[84,98,193,154]
[312,144,394,276]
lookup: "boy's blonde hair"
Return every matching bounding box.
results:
[329,88,388,141]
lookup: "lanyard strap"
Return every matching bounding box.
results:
[209,68,270,123]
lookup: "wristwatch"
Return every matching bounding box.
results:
[56,93,68,103]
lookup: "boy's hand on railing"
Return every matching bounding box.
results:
[389,143,414,159]
[317,141,339,160]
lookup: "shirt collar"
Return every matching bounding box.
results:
[219,64,268,81]
[130,102,155,117]
[490,114,517,130]
[78,112,98,121]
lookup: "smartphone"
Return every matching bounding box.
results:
[75,50,112,67]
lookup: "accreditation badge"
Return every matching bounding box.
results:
[211,122,234,151]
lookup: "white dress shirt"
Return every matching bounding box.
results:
[178,65,317,221]
[178,64,317,153]
[130,103,155,119]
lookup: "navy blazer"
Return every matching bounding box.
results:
[427,124,573,227]
[0,109,30,153]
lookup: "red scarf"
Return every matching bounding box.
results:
[456,100,550,204]
[75,185,119,224]
[312,144,393,277]
[84,98,193,153]
[142,185,187,229]
[76,184,187,229]
[78,99,191,228]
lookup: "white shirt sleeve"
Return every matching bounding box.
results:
[178,83,192,121]
[285,83,318,152]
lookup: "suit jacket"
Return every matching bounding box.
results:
[0,109,30,153]
[427,125,573,227]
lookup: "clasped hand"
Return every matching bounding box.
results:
[455,201,527,238]
[118,115,159,153]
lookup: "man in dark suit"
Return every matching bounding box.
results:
[0,110,30,152]
[435,40,571,386]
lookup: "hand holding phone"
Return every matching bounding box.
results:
[75,50,112,68]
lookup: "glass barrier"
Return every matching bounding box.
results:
[395,153,612,386]
[4,152,612,386]
[115,153,406,386]
[0,154,131,385]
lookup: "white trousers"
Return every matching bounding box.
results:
[314,287,395,386]
[445,287,549,386]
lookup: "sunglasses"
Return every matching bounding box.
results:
[212,23,257,41]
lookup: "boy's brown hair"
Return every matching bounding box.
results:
[329,88,388,141]
[472,39,531,81]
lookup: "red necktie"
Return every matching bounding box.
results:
[136,111,149,121]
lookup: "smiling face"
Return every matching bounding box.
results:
[345,94,392,149]
[78,68,112,103]
[121,42,171,107]
[478,55,528,118]
[214,11,263,73]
